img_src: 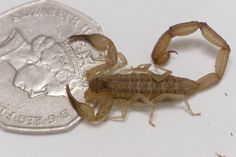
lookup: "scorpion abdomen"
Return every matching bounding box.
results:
[89,73,198,100]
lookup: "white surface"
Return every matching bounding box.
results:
[0,0,235,157]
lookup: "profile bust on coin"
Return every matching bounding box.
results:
[0,29,88,98]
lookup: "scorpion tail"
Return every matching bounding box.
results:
[152,21,230,90]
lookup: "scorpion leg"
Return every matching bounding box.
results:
[119,64,152,74]
[135,65,173,82]
[110,103,128,121]
[134,65,173,82]
[152,21,230,90]
[129,94,155,127]
[66,85,113,122]
[69,34,118,81]
[150,68,172,82]
[105,52,128,74]
[94,98,113,121]
[152,94,201,116]
[120,64,172,82]
[132,64,152,72]
[112,93,156,127]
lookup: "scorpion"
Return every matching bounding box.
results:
[66,21,230,126]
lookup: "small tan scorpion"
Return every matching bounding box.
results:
[66,21,230,126]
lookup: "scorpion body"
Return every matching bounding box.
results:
[89,73,198,100]
[66,21,230,126]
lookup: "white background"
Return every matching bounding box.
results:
[0,0,235,157]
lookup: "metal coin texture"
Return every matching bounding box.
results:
[0,0,103,134]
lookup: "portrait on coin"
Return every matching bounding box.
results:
[0,29,88,98]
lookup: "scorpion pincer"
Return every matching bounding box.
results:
[66,21,230,127]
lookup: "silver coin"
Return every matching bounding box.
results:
[0,0,104,134]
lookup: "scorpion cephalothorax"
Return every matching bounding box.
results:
[66,21,230,126]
